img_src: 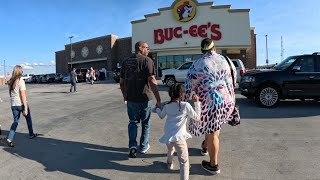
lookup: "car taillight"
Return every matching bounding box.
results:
[240,70,245,76]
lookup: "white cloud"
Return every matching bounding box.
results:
[33,63,39,66]
[39,63,44,65]
[22,65,33,70]
[50,60,56,65]
[25,62,31,66]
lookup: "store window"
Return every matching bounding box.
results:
[174,55,184,68]
[158,56,166,69]
[167,56,174,69]
[192,54,202,61]
[158,54,201,71]
[184,55,192,62]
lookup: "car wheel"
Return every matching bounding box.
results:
[165,77,176,87]
[257,85,280,108]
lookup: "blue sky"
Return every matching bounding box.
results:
[0,0,319,75]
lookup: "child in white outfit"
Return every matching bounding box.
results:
[156,84,201,180]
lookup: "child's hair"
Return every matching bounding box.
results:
[168,84,185,111]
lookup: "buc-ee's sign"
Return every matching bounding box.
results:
[154,22,222,44]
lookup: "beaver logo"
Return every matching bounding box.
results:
[173,0,196,22]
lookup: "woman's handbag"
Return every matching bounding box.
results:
[225,56,241,126]
[228,104,240,126]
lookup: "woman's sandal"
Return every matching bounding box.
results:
[29,133,38,139]
[6,140,14,147]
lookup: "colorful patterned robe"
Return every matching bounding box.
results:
[185,51,237,136]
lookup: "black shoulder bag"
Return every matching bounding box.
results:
[225,57,240,126]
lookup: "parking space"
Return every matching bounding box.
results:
[0,81,319,179]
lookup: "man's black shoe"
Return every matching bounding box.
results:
[128,148,137,158]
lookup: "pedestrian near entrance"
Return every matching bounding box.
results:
[156,84,201,180]
[120,41,161,158]
[90,67,96,85]
[185,38,237,174]
[7,65,38,147]
[70,68,77,92]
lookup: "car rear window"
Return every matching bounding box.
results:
[232,61,239,67]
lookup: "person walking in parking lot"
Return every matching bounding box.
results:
[70,68,77,92]
[185,38,237,174]
[120,41,161,158]
[90,67,96,85]
[7,65,38,147]
[156,84,201,180]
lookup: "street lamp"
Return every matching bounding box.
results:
[265,34,269,65]
[3,60,6,83]
[69,36,74,70]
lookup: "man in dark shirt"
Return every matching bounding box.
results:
[70,68,77,93]
[120,41,161,158]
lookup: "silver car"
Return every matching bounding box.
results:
[231,59,246,83]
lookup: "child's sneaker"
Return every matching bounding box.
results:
[201,160,220,174]
[201,140,208,156]
[128,147,137,158]
[167,161,174,170]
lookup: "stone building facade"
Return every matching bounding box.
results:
[55,35,132,73]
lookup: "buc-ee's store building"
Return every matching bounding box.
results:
[56,0,256,76]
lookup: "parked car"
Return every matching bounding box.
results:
[54,73,62,82]
[62,75,71,83]
[239,52,320,107]
[112,67,121,83]
[231,59,246,83]
[21,74,33,82]
[46,73,56,83]
[35,75,42,83]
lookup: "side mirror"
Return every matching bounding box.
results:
[292,66,301,72]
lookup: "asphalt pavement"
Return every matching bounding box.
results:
[0,80,319,180]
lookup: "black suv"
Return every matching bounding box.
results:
[239,52,320,107]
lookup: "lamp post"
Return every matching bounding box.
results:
[265,34,269,65]
[69,36,74,70]
[3,60,7,83]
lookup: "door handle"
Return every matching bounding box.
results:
[309,76,315,79]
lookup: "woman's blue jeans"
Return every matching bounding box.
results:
[127,100,152,150]
[8,105,34,141]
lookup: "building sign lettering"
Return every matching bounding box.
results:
[154,22,222,44]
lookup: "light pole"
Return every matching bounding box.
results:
[265,34,269,65]
[69,36,74,70]
[4,60,6,80]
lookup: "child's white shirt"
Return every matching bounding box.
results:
[156,101,201,144]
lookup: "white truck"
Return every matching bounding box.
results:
[161,58,245,86]
[161,61,193,86]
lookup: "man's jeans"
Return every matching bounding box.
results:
[127,100,152,150]
[70,80,77,92]
[8,105,34,141]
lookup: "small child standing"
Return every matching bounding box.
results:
[156,84,201,180]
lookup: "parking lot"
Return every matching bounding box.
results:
[0,81,319,180]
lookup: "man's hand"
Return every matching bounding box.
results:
[23,109,28,117]
[155,101,161,108]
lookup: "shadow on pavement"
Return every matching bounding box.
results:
[237,98,320,119]
[0,131,209,179]
[32,92,69,94]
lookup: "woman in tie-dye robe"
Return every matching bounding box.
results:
[185,38,236,173]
